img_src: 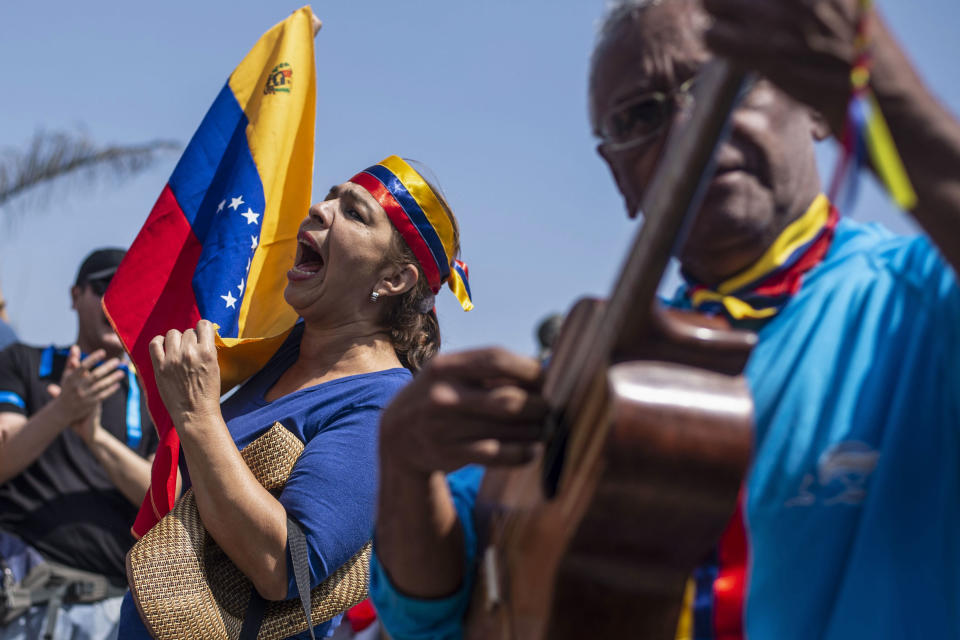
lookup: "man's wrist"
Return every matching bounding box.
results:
[46,395,75,427]
[379,449,435,488]
[378,415,435,480]
[88,423,112,451]
[870,17,925,108]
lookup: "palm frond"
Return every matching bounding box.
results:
[0,130,179,209]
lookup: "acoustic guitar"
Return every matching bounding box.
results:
[465,61,755,639]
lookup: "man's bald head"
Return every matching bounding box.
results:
[590,0,707,137]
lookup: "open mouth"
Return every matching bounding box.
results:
[289,233,325,279]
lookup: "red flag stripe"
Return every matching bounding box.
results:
[103,185,203,537]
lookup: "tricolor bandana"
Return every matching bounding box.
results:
[350,155,474,311]
[684,194,838,322]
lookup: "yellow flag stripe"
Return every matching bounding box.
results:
[229,7,315,347]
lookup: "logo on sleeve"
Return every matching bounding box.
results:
[786,441,880,507]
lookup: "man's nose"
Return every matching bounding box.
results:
[621,144,667,219]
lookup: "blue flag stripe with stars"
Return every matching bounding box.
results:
[168,83,265,339]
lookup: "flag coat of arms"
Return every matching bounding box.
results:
[104,7,316,537]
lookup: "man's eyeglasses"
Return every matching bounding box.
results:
[597,76,698,153]
[85,278,112,297]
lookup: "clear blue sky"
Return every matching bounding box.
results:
[1,1,957,356]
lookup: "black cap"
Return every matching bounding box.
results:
[75,248,126,287]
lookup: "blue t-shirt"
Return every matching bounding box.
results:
[121,324,411,640]
[370,218,960,639]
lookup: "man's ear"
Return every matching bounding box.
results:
[70,285,81,311]
[377,263,419,299]
[809,108,832,142]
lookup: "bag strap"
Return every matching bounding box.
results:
[238,515,316,640]
[238,591,267,640]
[287,516,316,640]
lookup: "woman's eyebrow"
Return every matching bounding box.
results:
[324,185,341,200]
[341,183,376,211]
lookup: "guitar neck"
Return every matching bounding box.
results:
[542,61,748,487]
[605,63,748,343]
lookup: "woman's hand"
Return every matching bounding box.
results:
[149,320,222,433]
[703,0,863,133]
[379,348,548,476]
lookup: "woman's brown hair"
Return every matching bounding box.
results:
[380,162,461,372]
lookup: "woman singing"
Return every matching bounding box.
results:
[118,155,473,639]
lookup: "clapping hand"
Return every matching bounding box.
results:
[46,346,124,425]
[68,403,103,446]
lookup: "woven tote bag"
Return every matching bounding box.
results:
[126,422,371,640]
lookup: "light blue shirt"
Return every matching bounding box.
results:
[369,219,960,639]
[742,219,960,638]
[370,465,484,640]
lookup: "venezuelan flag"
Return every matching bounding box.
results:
[104,7,316,538]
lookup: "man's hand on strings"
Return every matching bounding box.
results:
[149,320,223,433]
[703,0,862,133]
[375,349,548,600]
[379,348,548,475]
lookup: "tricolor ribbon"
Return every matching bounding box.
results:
[828,0,917,211]
[350,155,474,311]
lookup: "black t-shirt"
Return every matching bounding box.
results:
[0,343,157,583]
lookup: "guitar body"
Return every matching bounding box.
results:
[465,298,754,640]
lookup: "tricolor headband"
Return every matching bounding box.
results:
[350,155,473,311]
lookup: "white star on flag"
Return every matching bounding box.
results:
[237,278,245,295]
[221,290,238,309]
[229,195,245,211]
[240,208,260,225]
[250,235,258,249]
[217,199,226,213]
